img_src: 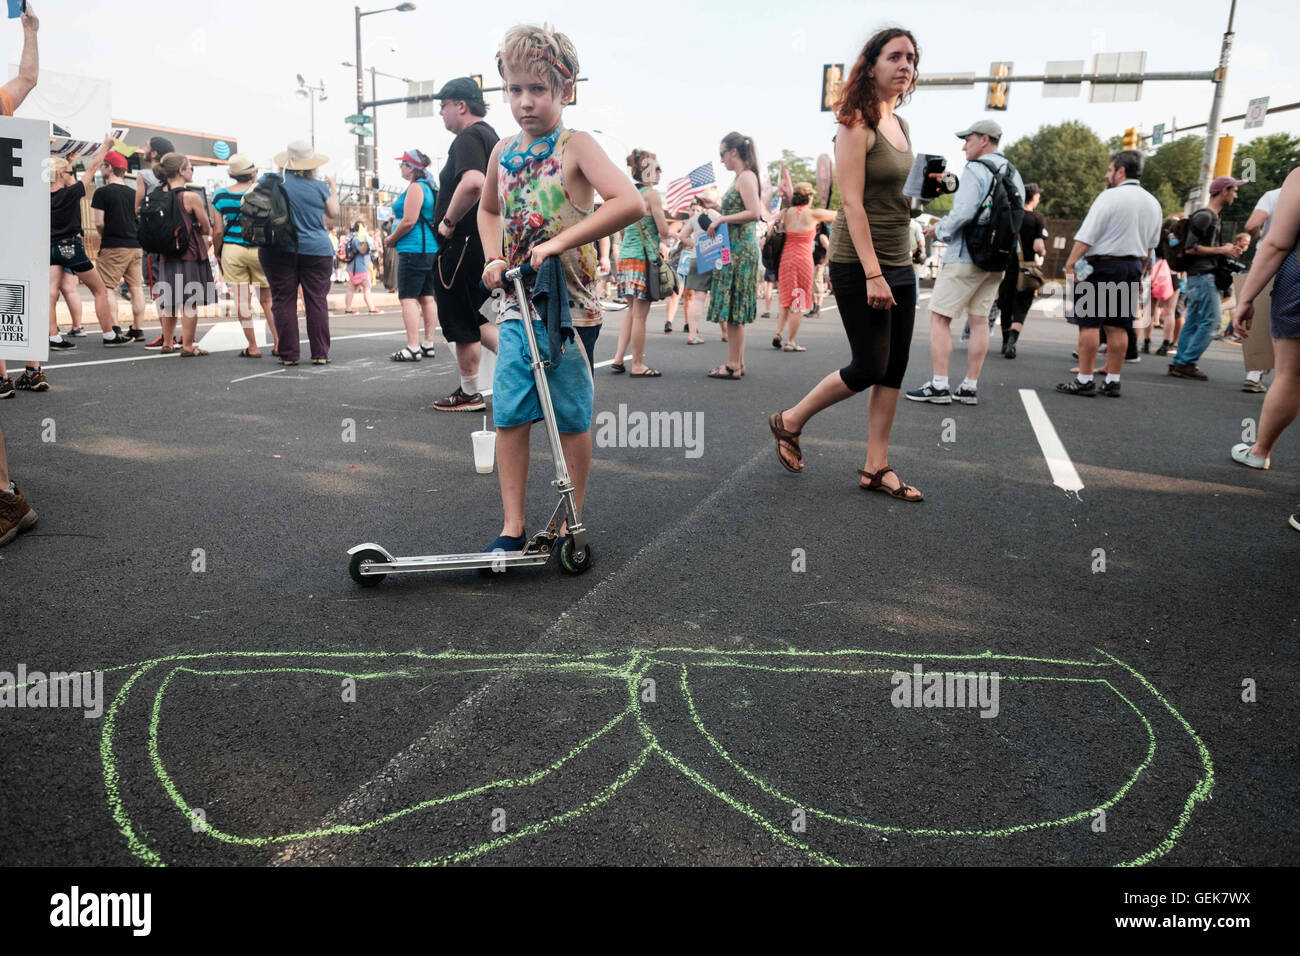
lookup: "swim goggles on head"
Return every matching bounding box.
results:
[499,126,564,173]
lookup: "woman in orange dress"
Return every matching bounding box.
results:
[774,182,836,350]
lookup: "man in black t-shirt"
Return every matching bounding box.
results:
[429,77,500,412]
[995,183,1048,359]
[1170,175,1244,377]
[92,150,147,339]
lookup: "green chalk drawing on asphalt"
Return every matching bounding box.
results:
[85,646,1211,867]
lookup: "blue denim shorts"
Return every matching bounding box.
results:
[492,316,594,434]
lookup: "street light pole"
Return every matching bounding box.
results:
[354,5,366,206]
[1196,0,1237,206]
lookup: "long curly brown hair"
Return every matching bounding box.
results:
[835,28,919,130]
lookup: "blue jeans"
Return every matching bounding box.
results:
[1173,273,1220,366]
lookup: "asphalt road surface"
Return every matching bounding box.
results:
[2,290,1295,867]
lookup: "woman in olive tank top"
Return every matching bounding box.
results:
[766,28,925,501]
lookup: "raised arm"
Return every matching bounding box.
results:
[79,135,113,190]
[1,6,39,113]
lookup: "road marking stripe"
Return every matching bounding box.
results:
[41,330,408,372]
[229,369,287,383]
[1019,389,1084,494]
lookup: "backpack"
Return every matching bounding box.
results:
[240,174,298,250]
[338,237,356,262]
[1165,215,1197,272]
[761,224,785,272]
[963,158,1024,272]
[137,186,190,257]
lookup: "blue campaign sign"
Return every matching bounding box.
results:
[696,223,731,273]
[7,0,26,19]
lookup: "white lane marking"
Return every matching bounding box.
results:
[1019,389,1084,495]
[230,369,287,384]
[43,330,408,372]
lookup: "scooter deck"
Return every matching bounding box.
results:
[354,550,554,575]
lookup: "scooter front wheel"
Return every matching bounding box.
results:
[559,538,594,575]
[349,548,388,587]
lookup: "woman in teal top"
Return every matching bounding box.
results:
[388,148,441,362]
[612,148,670,376]
[703,131,763,380]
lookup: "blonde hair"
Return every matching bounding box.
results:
[153,152,188,183]
[496,23,580,102]
[50,157,73,179]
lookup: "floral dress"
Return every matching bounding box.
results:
[705,184,757,325]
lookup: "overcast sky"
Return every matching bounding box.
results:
[10,0,1298,198]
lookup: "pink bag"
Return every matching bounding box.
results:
[1151,258,1174,301]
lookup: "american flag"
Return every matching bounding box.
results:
[664,163,716,215]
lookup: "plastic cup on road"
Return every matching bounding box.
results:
[472,429,496,474]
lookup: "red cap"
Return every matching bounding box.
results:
[103,150,128,171]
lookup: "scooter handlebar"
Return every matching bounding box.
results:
[479,261,536,292]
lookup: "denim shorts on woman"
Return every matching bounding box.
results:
[396,251,437,299]
[492,314,594,434]
[50,236,94,273]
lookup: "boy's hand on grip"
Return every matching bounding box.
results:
[482,259,508,291]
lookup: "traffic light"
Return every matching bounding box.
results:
[1214,135,1235,177]
[986,61,1011,111]
[1122,127,1139,150]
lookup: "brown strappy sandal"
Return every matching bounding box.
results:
[858,466,923,501]
[768,411,803,473]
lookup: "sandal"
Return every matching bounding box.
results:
[686,337,705,345]
[768,411,803,473]
[368,308,382,314]
[159,346,176,354]
[772,334,783,349]
[179,347,208,357]
[311,358,330,365]
[391,346,422,362]
[279,358,299,366]
[629,367,662,377]
[708,364,743,380]
[610,363,626,374]
[783,343,807,352]
[858,466,923,502]
[238,348,261,358]
[345,309,358,314]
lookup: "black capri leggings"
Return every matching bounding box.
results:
[829,260,917,391]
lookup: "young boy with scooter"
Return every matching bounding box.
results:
[477,23,643,564]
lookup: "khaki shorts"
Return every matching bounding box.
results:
[221,243,268,287]
[95,246,143,289]
[930,260,1003,319]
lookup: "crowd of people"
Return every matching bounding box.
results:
[3,13,1299,550]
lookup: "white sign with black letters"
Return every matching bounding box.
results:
[0,116,49,363]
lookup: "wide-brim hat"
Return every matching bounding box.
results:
[226,153,257,177]
[274,139,329,171]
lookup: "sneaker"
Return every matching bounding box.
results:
[432,387,486,412]
[0,483,38,547]
[125,328,146,341]
[1242,378,1268,393]
[48,337,77,351]
[15,368,49,391]
[905,382,952,404]
[954,383,978,405]
[1168,363,1208,381]
[0,376,13,399]
[1125,354,1141,364]
[1154,342,1171,357]
[1056,379,1097,397]
[1099,380,1122,398]
[103,327,134,347]
[65,326,87,338]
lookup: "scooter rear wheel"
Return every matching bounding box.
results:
[349,549,388,587]
[559,538,594,575]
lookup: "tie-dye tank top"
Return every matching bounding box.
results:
[496,126,602,327]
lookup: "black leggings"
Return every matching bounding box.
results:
[829,260,917,391]
[997,263,1035,333]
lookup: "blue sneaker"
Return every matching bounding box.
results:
[482,533,527,575]
[954,383,978,405]
[905,382,952,404]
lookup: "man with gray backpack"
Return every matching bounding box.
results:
[907,120,1024,406]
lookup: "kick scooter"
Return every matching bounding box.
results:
[347,264,593,586]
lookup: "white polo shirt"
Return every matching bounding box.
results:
[1073,179,1163,257]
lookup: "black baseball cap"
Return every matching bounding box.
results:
[149,136,175,156]
[433,77,485,104]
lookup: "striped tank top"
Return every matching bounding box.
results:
[497,127,601,326]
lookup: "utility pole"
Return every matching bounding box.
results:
[1197,0,1236,206]
[354,6,367,207]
